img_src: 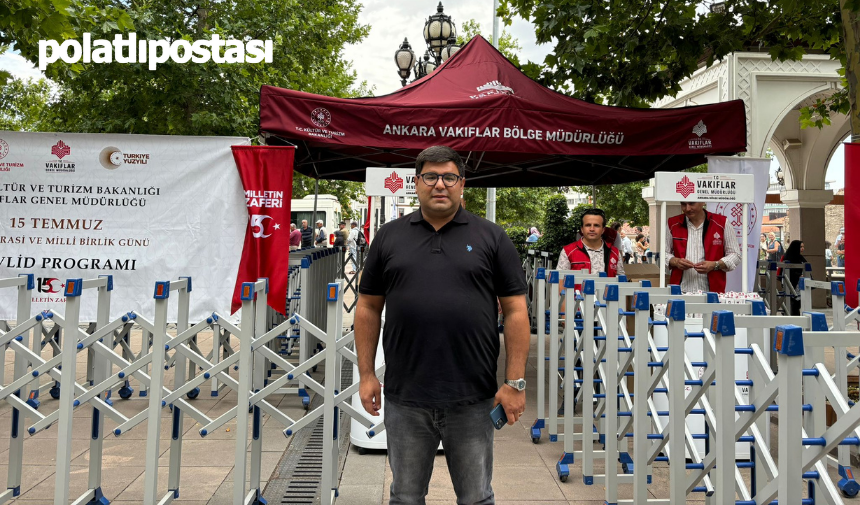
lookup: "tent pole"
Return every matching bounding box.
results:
[486,1,501,224]
[312,179,319,233]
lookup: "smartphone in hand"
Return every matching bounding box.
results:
[490,403,507,430]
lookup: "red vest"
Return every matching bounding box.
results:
[668,211,728,293]
[562,239,621,277]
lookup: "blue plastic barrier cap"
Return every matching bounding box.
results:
[706,292,719,304]
[549,271,559,284]
[179,276,191,293]
[285,429,293,436]
[774,325,804,356]
[301,257,311,268]
[122,315,128,322]
[200,429,208,437]
[35,314,42,322]
[564,274,576,289]
[161,401,166,407]
[19,273,35,290]
[748,300,767,316]
[667,299,686,321]
[710,310,736,336]
[153,281,170,300]
[805,263,812,272]
[15,335,22,341]
[368,430,376,438]
[32,370,39,377]
[798,277,806,291]
[832,281,846,296]
[263,277,269,294]
[118,372,125,379]
[583,279,595,295]
[287,373,294,380]
[670,285,682,295]
[164,344,170,351]
[633,291,649,311]
[203,372,210,379]
[28,427,36,435]
[98,274,114,291]
[599,271,607,278]
[326,283,340,302]
[240,282,255,301]
[857,279,860,292]
[640,280,652,288]
[768,261,778,271]
[73,400,79,407]
[536,267,546,280]
[803,312,828,332]
[206,317,213,324]
[289,317,298,325]
[603,284,619,302]
[618,275,628,283]
[76,343,83,350]
[65,278,83,297]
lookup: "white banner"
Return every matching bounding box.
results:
[707,156,771,293]
[365,167,416,197]
[655,171,754,203]
[0,131,250,321]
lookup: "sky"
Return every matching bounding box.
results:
[0,0,847,190]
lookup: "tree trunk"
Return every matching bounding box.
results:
[841,0,860,141]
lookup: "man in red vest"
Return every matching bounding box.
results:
[665,202,741,293]
[557,208,624,277]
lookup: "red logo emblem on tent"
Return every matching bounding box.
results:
[52,140,71,159]
[384,172,403,193]
[676,175,695,198]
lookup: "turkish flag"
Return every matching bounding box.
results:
[231,145,295,314]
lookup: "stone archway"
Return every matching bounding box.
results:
[652,52,845,301]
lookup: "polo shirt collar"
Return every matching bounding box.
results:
[410,205,470,225]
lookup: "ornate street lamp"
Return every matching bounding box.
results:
[440,35,460,62]
[414,51,436,80]
[423,2,455,64]
[776,167,785,186]
[394,38,416,87]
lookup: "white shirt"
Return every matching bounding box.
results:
[621,236,633,255]
[664,215,741,293]
[347,227,359,247]
[557,242,626,276]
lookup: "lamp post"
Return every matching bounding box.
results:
[393,2,459,85]
[776,167,785,187]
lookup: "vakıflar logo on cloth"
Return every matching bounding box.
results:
[689,120,713,150]
[470,80,515,100]
[39,33,273,71]
[46,140,76,173]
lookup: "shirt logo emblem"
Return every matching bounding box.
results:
[466,245,472,252]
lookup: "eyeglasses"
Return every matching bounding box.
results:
[417,172,463,187]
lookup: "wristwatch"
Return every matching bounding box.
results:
[505,378,526,391]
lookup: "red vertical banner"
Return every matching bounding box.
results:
[363,196,372,243]
[845,142,859,307]
[231,145,295,314]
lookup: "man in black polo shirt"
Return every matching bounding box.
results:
[356,145,529,504]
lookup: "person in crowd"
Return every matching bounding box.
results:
[289,223,301,251]
[347,221,360,274]
[836,227,844,248]
[333,221,347,248]
[782,240,807,316]
[825,240,833,267]
[300,219,313,248]
[526,226,541,243]
[665,202,740,293]
[766,232,783,262]
[635,233,648,263]
[620,231,634,264]
[759,233,768,262]
[314,219,328,247]
[557,208,625,277]
[355,145,528,504]
[838,232,846,267]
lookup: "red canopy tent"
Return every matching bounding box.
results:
[259,36,746,187]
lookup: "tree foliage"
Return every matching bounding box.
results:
[0,77,53,131]
[498,0,853,128]
[464,186,559,228]
[575,181,650,227]
[534,194,578,255]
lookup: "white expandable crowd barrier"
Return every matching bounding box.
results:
[0,245,387,505]
[531,267,860,504]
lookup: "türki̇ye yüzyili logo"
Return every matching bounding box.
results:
[384,172,404,193]
[676,175,695,198]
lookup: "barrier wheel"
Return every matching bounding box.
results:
[559,474,568,482]
[187,387,200,400]
[531,436,539,444]
[49,386,60,399]
[358,447,368,455]
[118,386,134,399]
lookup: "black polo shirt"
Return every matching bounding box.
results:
[359,206,527,408]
